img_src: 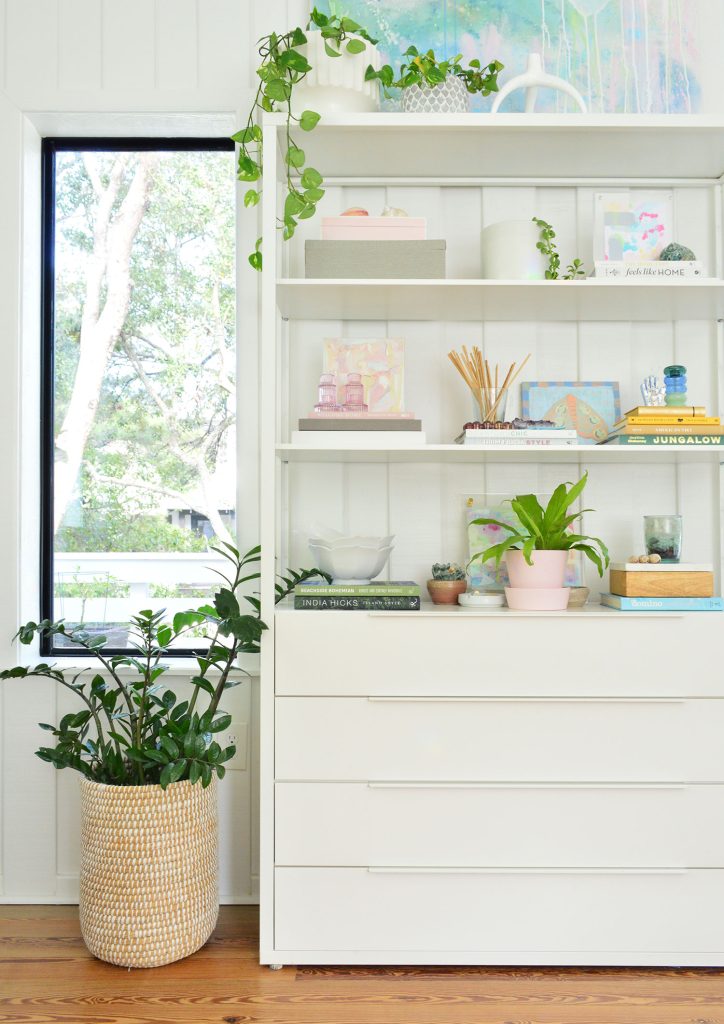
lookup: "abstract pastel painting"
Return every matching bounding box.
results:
[594,192,673,261]
[324,338,405,412]
[321,0,700,114]
[521,381,621,444]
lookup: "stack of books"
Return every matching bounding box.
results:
[601,406,723,446]
[293,412,425,447]
[456,426,578,447]
[601,561,722,611]
[294,580,421,611]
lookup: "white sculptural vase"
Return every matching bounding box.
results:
[491,53,586,114]
[291,31,381,116]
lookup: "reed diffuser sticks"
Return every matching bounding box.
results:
[447,347,532,423]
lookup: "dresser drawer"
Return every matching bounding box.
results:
[275,781,724,867]
[275,609,720,697]
[275,696,724,782]
[275,867,724,957]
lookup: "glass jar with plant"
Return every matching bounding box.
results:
[469,473,609,610]
[365,47,503,114]
[235,7,379,271]
[0,543,327,968]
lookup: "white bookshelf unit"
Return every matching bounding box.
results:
[259,114,724,966]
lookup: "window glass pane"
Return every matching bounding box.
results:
[50,146,236,651]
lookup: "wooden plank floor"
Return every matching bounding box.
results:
[1,905,723,1024]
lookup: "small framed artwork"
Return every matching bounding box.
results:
[594,191,673,261]
[521,381,621,444]
[324,338,405,412]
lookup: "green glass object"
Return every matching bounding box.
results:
[644,515,682,563]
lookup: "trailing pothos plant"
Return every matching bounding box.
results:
[469,472,610,576]
[365,46,503,99]
[235,6,377,270]
[533,216,587,280]
[0,544,329,789]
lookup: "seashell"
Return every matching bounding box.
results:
[648,553,662,563]
[629,555,641,563]
[381,205,409,217]
[341,207,369,216]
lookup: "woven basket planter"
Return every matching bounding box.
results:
[79,778,218,968]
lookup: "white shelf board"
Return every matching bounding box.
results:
[277,279,724,323]
[264,113,724,181]
[276,601,685,619]
[276,443,723,464]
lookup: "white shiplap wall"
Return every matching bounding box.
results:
[0,0,302,903]
[1,0,724,904]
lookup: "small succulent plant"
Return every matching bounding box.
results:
[431,562,466,581]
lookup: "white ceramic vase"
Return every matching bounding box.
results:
[481,219,548,279]
[291,31,381,115]
[401,76,470,114]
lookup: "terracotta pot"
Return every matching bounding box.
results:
[506,550,568,590]
[427,579,467,605]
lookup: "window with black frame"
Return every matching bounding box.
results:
[41,139,236,655]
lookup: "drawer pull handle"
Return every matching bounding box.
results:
[366,782,688,791]
[366,696,686,704]
[366,867,688,876]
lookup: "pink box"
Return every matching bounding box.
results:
[321,216,427,241]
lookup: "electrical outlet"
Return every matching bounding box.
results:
[217,722,248,771]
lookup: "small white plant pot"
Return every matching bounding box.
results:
[291,31,381,115]
[481,219,548,280]
[401,76,471,114]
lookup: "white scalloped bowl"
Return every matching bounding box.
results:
[309,541,394,585]
[309,533,394,550]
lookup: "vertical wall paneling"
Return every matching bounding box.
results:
[102,0,155,92]
[198,0,249,98]
[5,0,58,105]
[58,0,102,92]
[156,0,198,92]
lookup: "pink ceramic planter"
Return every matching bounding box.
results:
[506,549,568,589]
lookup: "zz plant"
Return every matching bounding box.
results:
[235,7,377,270]
[469,472,610,576]
[365,46,503,98]
[0,544,328,788]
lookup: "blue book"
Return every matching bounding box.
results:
[601,593,723,612]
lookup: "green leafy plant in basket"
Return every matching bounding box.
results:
[469,472,610,576]
[0,544,329,788]
[365,46,503,99]
[235,6,378,271]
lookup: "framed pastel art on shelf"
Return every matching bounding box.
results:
[521,380,621,444]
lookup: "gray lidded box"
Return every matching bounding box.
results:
[305,240,446,279]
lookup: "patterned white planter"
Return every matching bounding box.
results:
[291,31,381,115]
[79,778,218,968]
[401,76,471,114]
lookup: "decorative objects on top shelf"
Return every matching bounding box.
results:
[521,381,621,444]
[0,543,326,968]
[427,562,467,605]
[448,346,531,424]
[365,47,503,114]
[469,472,610,612]
[533,217,587,280]
[308,532,394,586]
[491,53,586,114]
[235,7,379,270]
[600,402,722,446]
[644,514,683,563]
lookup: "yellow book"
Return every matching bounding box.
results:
[614,415,720,429]
[624,405,706,418]
[611,424,723,436]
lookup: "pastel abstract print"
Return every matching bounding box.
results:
[595,192,672,261]
[324,339,406,412]
[521,381,621,444]
[323,0,700,113]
